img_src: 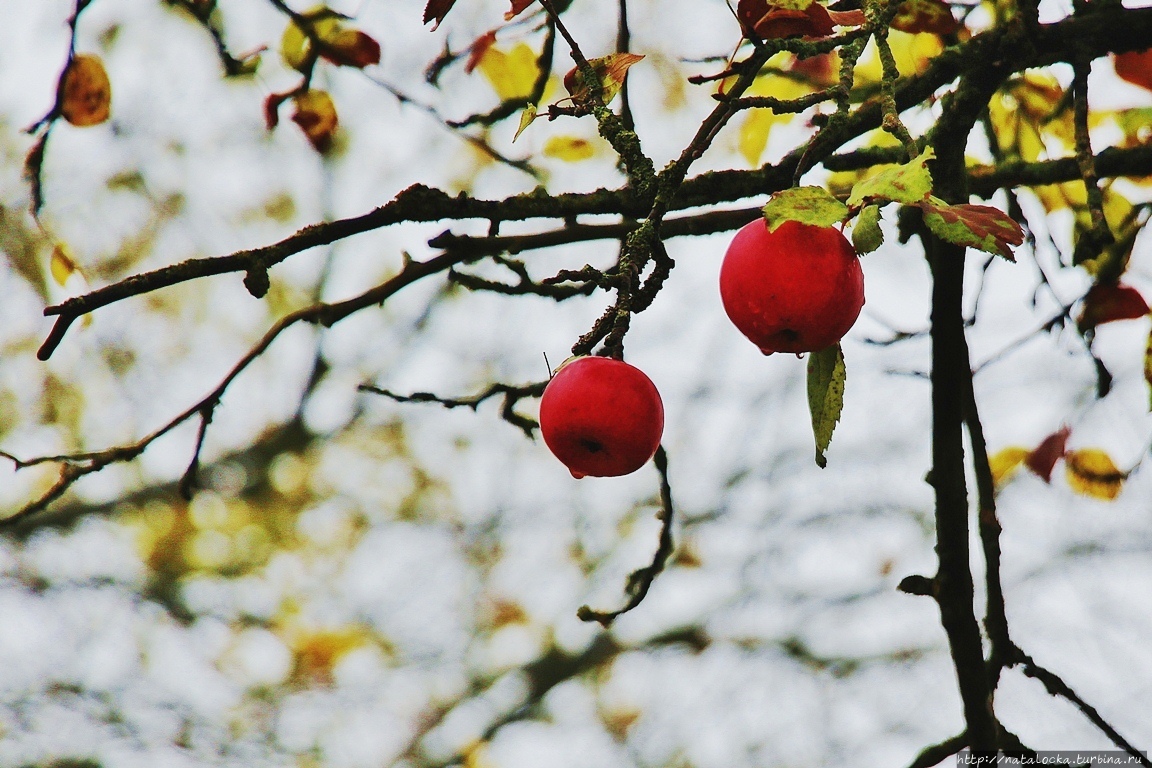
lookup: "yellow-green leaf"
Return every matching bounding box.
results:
[1065,448,1125,501]
[847,147,934,207]
[513,104,538,141]
[762,186,849,231]
[919,200,1024,260]
[851,204,883,254]
[280,10,343,71]
[807,342,845,468]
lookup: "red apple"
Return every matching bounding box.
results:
[719,218,864,355]
[539,356,664,479]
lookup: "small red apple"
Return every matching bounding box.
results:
[539,356,664,479]
[719,218,864,355]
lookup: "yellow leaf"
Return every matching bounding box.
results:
[60,54,111,127]
[476,42,539,101]
[988,446,1030,489]
[563,53,644,108]
[543,135,597,161]
[855,31,942,84]
[1065,448,1126,500]
[289,627,370,685]
[49,243,80,286]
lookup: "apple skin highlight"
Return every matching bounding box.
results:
[719,219,864,355]
[539,357,664,479]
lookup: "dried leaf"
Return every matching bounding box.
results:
[466,31,498,74]
[321,29,381,68]
[1115,48,1152,93]
[851,204,883,254]
[291,89,338,152]
[847,147,934,207]
[60,54,111,127]
[762,186,849,231]
[1078,283,1150,331]
[919,200,1024,261]
[424,0,458,28]
[563,53,644,109]
[737,0,834,39]
[988,446,1030,489]
[543,135,597,161]
[1145,326,1152,409]
[807,342,845,468]
[891,0,959,35]
[1025,426,1070,483]
[1065,449,1125,501]
[505,0,537,20]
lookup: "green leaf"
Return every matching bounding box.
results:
[919,200,1024,260]
[807,343,845,469]
[762,186,850,231]
[851,204,883,254]
[847,147,935,207]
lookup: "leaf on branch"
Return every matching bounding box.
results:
[424,0,458,28]
[851,204,883,254]
[513,104,538,141]
[563,53,644,109]
[281,10,379,70]
[988,446,1030,489]
[477,42,541,101]
[1114,48,1152,93]
[291,89,339,152]
[1077,283,1150,332]
[890,0,960,35]
[762,186,849,231]
[321,28,381,68]
[1065,449,1126,501]
[807,342,845,469]
[505,0,537,20]
[1025,425,1070,483]
[737,0,834,40]
[919,200,1024,261]
[60,54,111,127]
[847,148,934,207]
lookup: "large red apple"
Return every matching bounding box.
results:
[539,356,664,479]
[719,218,864,355]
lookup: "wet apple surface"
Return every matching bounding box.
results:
[539,356,664,478]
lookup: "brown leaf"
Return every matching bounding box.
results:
[424,0,458,28]
[291,89,338,152]
[505,0,537,20]
[1025,426,1070,483]
[1115,48,1152,93]
[320,29,381,68]
[737,0,834,40]
[465,31,498,74]
[264,91,292,130]
[60,54,111,127]
[1078,282,1150,332]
